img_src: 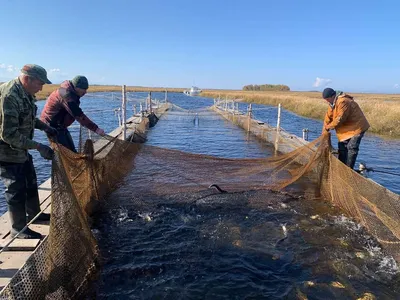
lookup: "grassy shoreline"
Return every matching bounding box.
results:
[201,90,400,138]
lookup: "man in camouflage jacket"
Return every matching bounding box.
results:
[0,64,57,239]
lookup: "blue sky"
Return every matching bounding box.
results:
[1,0,399,92]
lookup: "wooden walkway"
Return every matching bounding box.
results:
[0,104,170,291]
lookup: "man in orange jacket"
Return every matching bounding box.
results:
[322,88,370,169]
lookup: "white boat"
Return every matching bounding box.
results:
[183,86,202,96]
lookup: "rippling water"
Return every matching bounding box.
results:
[94,189,400,299]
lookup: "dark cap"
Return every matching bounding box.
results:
[21,64,51,84]
[71,76,89,90]
[322,88,336,99]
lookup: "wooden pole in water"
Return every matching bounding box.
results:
[165,90,168,102]
[149,92,153,113]
[247,103,252,132]
[274,103,282,150]
[122,85,127,141]
[302,128,309,141]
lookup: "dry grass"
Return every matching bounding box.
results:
[201,90,400,137]
[35,84,183,101]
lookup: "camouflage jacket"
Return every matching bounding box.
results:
[0,78,47,163]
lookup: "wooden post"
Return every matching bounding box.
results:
[247,103,252,132]
[149,92,153,113]
[302,128,309,141]
[133,104,137,115]
[274,103,282,150]
[165,90,168,102]
[122,85,127,141]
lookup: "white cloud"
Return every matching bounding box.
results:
[394,84,399,89]
[6,65,17,72]
[0,64,18,73]
[49,68,61,73]
[313,77,332,88]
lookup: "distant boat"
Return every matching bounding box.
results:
[183,86,202,96]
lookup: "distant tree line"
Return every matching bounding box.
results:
[242,84,290,91]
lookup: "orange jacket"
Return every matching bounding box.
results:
[323,93,370,142]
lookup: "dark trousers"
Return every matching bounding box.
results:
[0,154,41,231]
[338,132,365,169]
[56,128,77,152]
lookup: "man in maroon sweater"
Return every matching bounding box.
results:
[40,76,105,152]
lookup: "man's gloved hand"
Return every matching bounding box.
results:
[37,144,54,160]
[44,126,58,138]
[95,128,105,136]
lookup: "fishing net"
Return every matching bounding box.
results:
[1,104,399,299]
[209,107,400,261]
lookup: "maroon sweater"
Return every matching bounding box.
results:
[40,80,98,131]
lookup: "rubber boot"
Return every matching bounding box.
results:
[27,212,51,223]
[8,205,42,239]
[8,204,27,233]
[10,227,42,239]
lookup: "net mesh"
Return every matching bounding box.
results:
[1,105,399,299]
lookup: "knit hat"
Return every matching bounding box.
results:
[322,87,336,99]
[71,76,89,90]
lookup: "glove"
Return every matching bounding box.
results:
[95,128,105,136]
[37,144,54,160]
[44,126,58,141]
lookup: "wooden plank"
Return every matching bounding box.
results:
[0,179,52,239]
[0,251,32,290]
[0,239,40,251]
[29,224,50,237]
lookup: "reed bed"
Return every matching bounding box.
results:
[201,90,400,137]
